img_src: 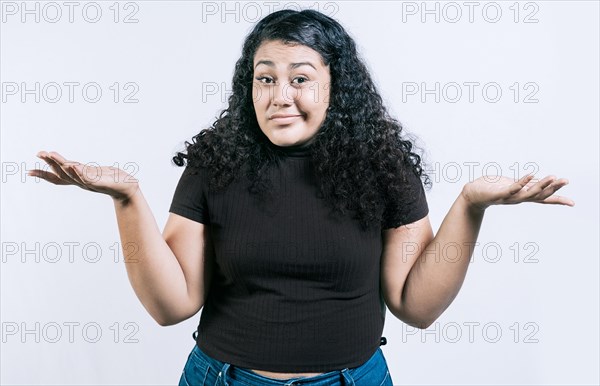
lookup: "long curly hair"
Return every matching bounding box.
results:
[172,9,432,232]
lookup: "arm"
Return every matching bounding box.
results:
[30,151,212,327]
[381,193,482,329]
[114,191,213,326]
[381,173,573,329]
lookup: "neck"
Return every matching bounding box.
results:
[266,139,314,158]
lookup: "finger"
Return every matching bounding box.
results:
[67,163,87,186]
[37,153,75,181]
[508,174,535,195]
[31,156,68,181]
[524,175,542,188]
[46,151,76,168]
[524,175,557,197]
[531,177,573,205]
[535,178,570,201]
[68,163,101,193]
[524,180,537,190]
[27,169,71,185]
[40,152,81,183]
[537,194,575,206]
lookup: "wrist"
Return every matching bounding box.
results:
[112,184,141,206]
[460,184,488,214]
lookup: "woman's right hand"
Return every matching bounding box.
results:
[29,151,140,202]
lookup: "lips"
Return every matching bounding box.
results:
[269,113,303,119]
[268,113,303,125]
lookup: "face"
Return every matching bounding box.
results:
[252,40,331,147]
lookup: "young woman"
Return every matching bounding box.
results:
[31,9,574,386]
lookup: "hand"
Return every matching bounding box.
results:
[461,174,575,211]
[28,151,140,202]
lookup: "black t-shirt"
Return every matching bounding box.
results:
[169,141,429,372]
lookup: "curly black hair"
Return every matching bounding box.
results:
[172,9,432,232]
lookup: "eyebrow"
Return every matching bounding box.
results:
[254,60,317,71]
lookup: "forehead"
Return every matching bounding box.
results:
[253,40,325,67]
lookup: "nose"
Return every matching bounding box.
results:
[270,82,296,106]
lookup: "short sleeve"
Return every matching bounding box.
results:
[169,166,210,224]
[381,169,429,229]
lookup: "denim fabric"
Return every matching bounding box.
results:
[178,344,393,386]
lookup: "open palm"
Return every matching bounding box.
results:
[28,151,139,202]
[461,174,574,211]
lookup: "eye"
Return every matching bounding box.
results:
[255,76,274,84]
[292,76,308,85]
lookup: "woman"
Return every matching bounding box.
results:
[30,9,574,386]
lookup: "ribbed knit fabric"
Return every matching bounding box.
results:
[168,141,429,372]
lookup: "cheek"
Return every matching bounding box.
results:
[252,84,267,111]
[321,82,330,106]
[299,88,322,109]
[305,84,329,110]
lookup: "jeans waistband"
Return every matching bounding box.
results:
[190,344,384,386]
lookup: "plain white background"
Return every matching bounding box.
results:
[1,1,598,384]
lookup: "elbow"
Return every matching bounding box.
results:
[156,319,177,327]
[145,306,182,326]
[152,304,203,327]
[390,306,438,330]
[399,314,435,330]
[153,314,183,327]
[408,318,435,330]
[412,311,441,329]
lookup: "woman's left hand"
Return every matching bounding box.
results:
[461,174,575,211]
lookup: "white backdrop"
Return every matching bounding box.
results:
[1,1,598,385]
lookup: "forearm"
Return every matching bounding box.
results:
[113,188,193,325]
[400,188,485,328]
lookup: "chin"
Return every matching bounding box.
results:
[260,123,316,146]
[270,138,299,147]
[266,133,300,146]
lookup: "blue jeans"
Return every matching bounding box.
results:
[178,344,393,386]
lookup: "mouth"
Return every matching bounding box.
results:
[269,114,303,124]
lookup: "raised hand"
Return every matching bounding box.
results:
[28,151,139,202]
[461,174,575,211]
